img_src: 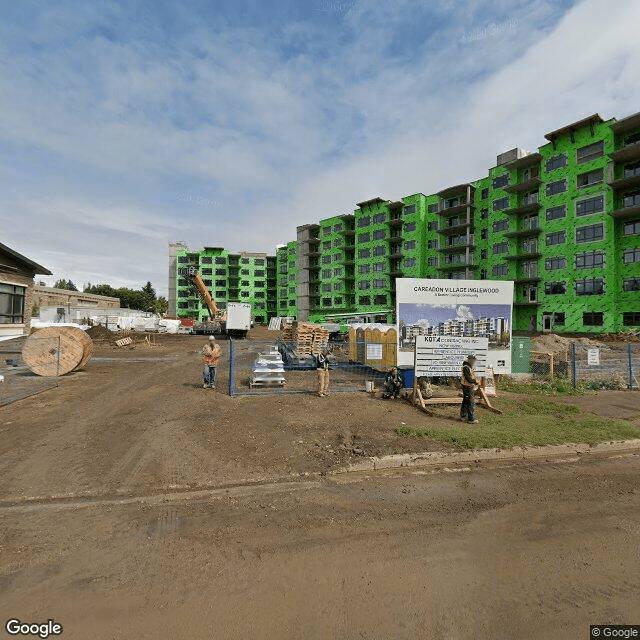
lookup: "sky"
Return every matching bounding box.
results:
[2,0,640,297]
[399,303,512,326]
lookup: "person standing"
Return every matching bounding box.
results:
[460,353,479,424]
[316,347,330,397]
[202,335,222,389]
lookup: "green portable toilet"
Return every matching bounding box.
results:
[512,337,531,374]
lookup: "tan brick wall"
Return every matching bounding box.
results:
[0,272,34,336]
[32,286,120,309]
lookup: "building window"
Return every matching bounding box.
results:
[427,239,438,249]
[203,279,213,287]
[322,256,331,264]
[545,257,567,270]
[623,161,640,178]
[334,296,343,305]
[623,248,640,264]
[480,208,488,220]
[334,282,342,291]
[373,213,386,224]
[322,269,331,278]
[428,257,438,267]
[493,197,509,211]
[404,222,416,232]
[576,250,605,269]
[404,258,416,267]
[255,259,264,266]
[481,188,489,200]
[288,300,296,306]
[240,269,249,275]
[373,229,386,240]
[240,292,250,298]
[374,295,386,305]
[480,249,488,260]
[334,267,342,276]
[492,174,509,189]
[623,278,640,292]
[359,281,370,290]
[576,278,604,296]
[546,204,566,221]
[576,223,604,243]
[322,284,332,292]
[241,258,250,264]
[373,262,385,272]
[373,246,386,256]
[334,223,343,232]
[428,221,438,231]
[214,257,226,265]
[545,281,566,295]
[404,240,416,250]
[359,296,371,305]
[576,140,604,164]
[215,280,226,287]
[493,242,508,255]
[322,298,331,307]
[0,284,25,324]
[481,229,488,240]
[492,264,508,277]
[215,269,227,276]
[322,227,331,236]
[373,279,386,288]
[576,195,604,217]
[177,256,189,263]
[358,233,370,243]
[289,286,296,294]
[480,269,488,279]
[404,204,417,215]
[492,219,509,233]
[623,312,640,326]
[553,313,566,325]
[546,231,566,246]
[357,216,371,227]
[200,257,212,264]
[577,168,604,188]
[624,220,640,235]
[427,203,438,214]
[359,264,370,274]
[583,312,603,326]
[333,238,343,247]
[240,280,249,286]
[546,153,567,172]
[323,241,331,250]
[255,291,265,298]
[333,253,342,262]
[255,270,265,277]
[546,179,567,196]
[202,268,212,275]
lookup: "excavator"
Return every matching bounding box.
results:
[179,267,251,337]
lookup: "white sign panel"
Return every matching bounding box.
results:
[415,336,488,377]
[587,348,600,366]
[396,278,514,373]
[366,343,383,360]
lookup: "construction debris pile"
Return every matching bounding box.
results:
[281,322,329,356]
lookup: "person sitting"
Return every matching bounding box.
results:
[382,367,404,399]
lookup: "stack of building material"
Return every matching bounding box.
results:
[281,322,329,356]
[250,347,286,387]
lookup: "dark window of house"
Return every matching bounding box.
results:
[405,258,416,267]
[623,312,640,326]
[493,242,508,254]
[493,219,509,232]
[492,264,508,277]
[553,313,565,325]
[322,298,331,306]
[334,223,343,232]
[373,213,386,224]
[546,231,566,246]
[359,296,371,305]
[428,239,438,249]
[545,257,567,270]
[215,269,226,276]
[214,257,226,265]
[427,203,438,213]
[240,292,249,298]
[576,195,604,216]
[334,296,343,305]
[428,221,438,231]
[576,223,604,243]
[333,253,342,262]
[492,174,509,189]
[373,229,385,240]
[322,227,331,236]
[358,216,371,227]
[583,312,603,326]
[546,204,566,221]
[577,168,603,188]
[575,278,604,296]
[576,140,604,164]
[322,256,331,264]
[481,249,488,260]
[404,204,417,215]
[254,259,264,266]
[215,279,225,287]
[201,268,212,275]
[546,179,567,196]
[404,222,416,232]
[576,250,605,269]
[323,241,331,250]
[624,161,640,178]
[404,240,416,250]
[373,279,386,288]
[359,281,370,290]
[481,229,488,240]
[358,233,370,243]
[624,220,640,235]
[480,269,488,279]
[241,258,250,264]
[334,268,342,276]
[374,246,386,256]
[374,295,386,305]
[255,291,265,298]
[623,248,640,263]
[0,284,25,324]
[545,281,566,295]
[623,278,640,292]
[428,257,438,267]
[481,188,489,200]
[480,208,488,219]
[177,256,189,263]
[373,262,385,272]
[241,269,249,275]
[334,282,342,290]
[359,264,370,274]
[545,153,567,172]
[322,284,331,292]
[322,269,331,278]
[493,197,509,211]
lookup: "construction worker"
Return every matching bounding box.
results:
[316,346,330,397]
[202,335,222,389]
[460,354,479,424]
[383,367,404,399]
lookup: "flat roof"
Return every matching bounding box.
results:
[611,110,640,134]
[33,285,120,301]
[504,152,543,170]
[356,197,386,208]
[544,114,604,142]
[0,242,51,275]
[437,183,473,198]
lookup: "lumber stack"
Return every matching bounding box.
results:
[22,326,93,377]
[281,321,329,356]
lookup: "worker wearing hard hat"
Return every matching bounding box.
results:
[460,354,479,424]
[202,335,222,389]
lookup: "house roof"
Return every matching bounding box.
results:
[0,242,52,275]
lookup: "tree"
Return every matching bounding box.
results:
[153,297,169,315]
[142,281,156,300]
[54,278,78,291]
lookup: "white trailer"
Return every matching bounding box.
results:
[225,302,252,338]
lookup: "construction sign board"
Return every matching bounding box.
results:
[414,335,489,377]
[587,348,600,366]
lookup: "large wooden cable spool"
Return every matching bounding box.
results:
[21,327,94,376]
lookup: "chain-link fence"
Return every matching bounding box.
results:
[0,337,60,407]
[228,338,395,396]
[570,342,638,390]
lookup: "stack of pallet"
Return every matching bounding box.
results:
[281,322,329,356]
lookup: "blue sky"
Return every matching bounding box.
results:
[2,0,640,296]
[399,303,512,325]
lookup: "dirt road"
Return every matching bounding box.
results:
[1,454,639,639]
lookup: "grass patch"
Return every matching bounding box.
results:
[497,376,590,396]
[395,398,639,449]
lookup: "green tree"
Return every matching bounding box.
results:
[153,297,169,314]
[54,278,78,291]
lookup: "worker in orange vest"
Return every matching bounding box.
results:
[460,354,479,424]
[202,335,222,389]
